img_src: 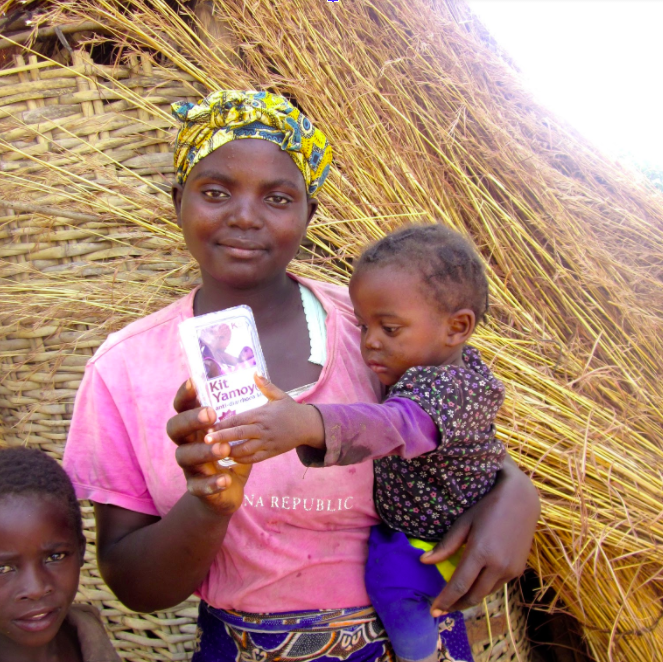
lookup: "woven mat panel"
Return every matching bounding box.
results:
[466,584,532,662]
[77,504,199,661]
[0,49,202,453]
[0,47,531,662]
[0,48,202,661]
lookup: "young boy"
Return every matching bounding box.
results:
[0,447,120,662]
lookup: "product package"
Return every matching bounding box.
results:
[179,305,269,466]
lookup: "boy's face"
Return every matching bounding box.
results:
[0,495,81,653]
[172,139,318,293]
[350,266,472,386]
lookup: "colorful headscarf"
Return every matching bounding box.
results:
[172,90,332,197]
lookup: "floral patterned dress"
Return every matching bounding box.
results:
[374,346,506,542]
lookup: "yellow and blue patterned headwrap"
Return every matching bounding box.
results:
[172,90,332,197]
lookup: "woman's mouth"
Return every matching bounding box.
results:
[13,608,60,633]
[218,241,266,259]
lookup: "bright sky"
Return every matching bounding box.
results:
[468,1,663,168]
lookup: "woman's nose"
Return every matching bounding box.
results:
[18,564,53,601]
[227,196,262,229]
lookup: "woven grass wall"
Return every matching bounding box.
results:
[0,1,662,661]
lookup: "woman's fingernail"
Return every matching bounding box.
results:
[205,434,214,444]
[422,551,432,558]
[216,476,227,489]
[212,443,224,456]
[431,609,447,618]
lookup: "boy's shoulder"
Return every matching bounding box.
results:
[66,605,121,661]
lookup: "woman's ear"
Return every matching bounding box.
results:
[306,197,319,226]
[446,309,476,347]
[172,183,184,228]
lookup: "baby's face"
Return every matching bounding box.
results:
[211,324,232,352]
[350,266,458,386]
[0,495,81,653]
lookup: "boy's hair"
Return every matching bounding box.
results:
[355,224,489,321]
[0,447,85,552]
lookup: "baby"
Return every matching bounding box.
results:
[0,446,120,662]
[209,225,506,662]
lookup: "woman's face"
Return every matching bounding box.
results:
[173,139,318,292]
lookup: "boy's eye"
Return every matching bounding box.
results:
[382,326,400,335]
[46,552,66,563]
[354,321,367,332]
[0,564,13,574]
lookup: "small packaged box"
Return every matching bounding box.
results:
[179,305,269,466]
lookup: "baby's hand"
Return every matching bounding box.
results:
[204,374,325,463]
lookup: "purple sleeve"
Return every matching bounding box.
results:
[296,397,439,468]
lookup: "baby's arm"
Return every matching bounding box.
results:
[205,374,439,464]
[210,358,504,466]
[298,397,439,466]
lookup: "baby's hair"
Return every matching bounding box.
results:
[355,224,489,321]
[0,447,85,553]
[199,324,230,345]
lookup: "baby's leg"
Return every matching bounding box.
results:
[366,525,446,662]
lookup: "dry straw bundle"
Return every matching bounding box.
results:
[0,0,662,660]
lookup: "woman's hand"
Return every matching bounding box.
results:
[203,374,325,464]
[166,379,251,516]
[421,455,540,615]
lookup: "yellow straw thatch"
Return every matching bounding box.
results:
[1,1,662,661]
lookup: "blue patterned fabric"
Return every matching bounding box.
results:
[192,600,471,662]
[192,603,392,662]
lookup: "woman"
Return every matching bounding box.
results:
[63,91,539,662]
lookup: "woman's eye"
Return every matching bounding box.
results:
[266,194,290,205]
[46,553,66,563]
[0,564,13,574]
[202,189,228,199]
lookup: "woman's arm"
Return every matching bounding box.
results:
[94,380,250,613]
[422,455,540,614]
[206,378,539,613]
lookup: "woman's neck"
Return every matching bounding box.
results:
[194,273,300,325]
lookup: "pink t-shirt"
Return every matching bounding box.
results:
[63,276,382,612]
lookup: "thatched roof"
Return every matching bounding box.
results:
[1,1,662,660]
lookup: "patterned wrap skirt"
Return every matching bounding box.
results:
[192,602,471,662]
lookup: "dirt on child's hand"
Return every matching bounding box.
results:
[203,374,326,464]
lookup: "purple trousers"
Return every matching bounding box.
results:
[365,524,474,662]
